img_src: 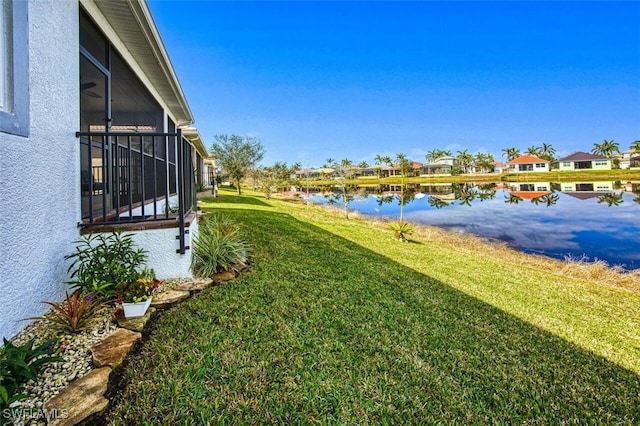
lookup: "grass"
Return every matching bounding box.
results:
[105,188,640,424]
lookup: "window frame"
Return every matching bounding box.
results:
[0,0,29,137]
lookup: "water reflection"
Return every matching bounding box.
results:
[302,181,640,270]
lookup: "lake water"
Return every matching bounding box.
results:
[303,181,640,270]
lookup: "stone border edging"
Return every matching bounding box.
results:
[39,275,233,426]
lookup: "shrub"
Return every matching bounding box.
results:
[65,231,147,298]
[116,268,162,303]
[29,292,102,334]
[389,221,414,242]
[0,338,63,424]
[191,214,249,278]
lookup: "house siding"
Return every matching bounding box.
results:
[558,160,612,171]
[0,1,80,339]
[1,1,200,339]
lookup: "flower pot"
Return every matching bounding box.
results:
[122,297,152,319]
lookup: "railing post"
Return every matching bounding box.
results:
[176,129,186,254]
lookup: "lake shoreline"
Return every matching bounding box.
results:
[274,193,640,289]
[301,169,640,186]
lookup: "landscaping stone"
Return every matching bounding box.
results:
[90,328,141,368]
[116,307,156,332]
[174,278,213,292]
[43,367,111,426]
[212,270,236,283]
[231,263,250,272]
[150,289,190,308]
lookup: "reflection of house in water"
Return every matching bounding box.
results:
[419,183,458,202]
[557,181,615,200]
[506,182,552,202]
[623,181,640,194]
[508,182,552,193]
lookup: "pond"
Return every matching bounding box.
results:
[302,181,640,271]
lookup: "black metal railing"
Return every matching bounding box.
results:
[76,130,196,254]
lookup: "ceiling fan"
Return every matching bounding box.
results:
[80,82,101,98]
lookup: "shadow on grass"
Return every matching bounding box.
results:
[104,207,640,425]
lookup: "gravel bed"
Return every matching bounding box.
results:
[6,279,190,425]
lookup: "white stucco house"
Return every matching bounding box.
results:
[556,152,612,171]
[506,155,550,173]
[0,0,208,339]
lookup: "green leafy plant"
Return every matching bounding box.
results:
[65,231,147,298]
[389,221,414,242]
[191,214,249,278]
[116,268,162,303]
[29,292,102,334]
[0,338,63,423]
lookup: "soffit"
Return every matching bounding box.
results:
[92,0,193,125]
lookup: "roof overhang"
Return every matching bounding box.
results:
[181,126,208,157]
[83,0,194,126]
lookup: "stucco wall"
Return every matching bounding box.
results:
[130,220,197,279]
[0,1,80,339]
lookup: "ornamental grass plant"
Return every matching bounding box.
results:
[191,213,249,278]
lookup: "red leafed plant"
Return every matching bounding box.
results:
[30,291,102,334]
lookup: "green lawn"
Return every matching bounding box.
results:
[105,190,640,424]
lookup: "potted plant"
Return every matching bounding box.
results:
[116,269,162,318]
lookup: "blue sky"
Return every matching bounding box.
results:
[148,1,640,167]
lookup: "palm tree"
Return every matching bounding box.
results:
[374,154,384,178]
[358,161,369,169]
[395,153,411,223]
[458,189,476,206]
[457,149,474,173]
[539,143,556,161]
[428,196,449,209]
[474,152,494,173]
[525,145,541,156]
[425,149,440,164]
[597,192,624,207]
[630,141,640,153]
[592,139,620,157]
[505,194,524,204]
[501,147,520,162]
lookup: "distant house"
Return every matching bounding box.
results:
[617,150,637,169]
[493,161,506,173]
[421,157,459,175]
[630,156,640,169]
[556,152,612,171]
[507,156,550,172]
[383,162,422,177]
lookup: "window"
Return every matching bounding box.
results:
[594,161,608,166]
[562,162,571,167]
[0,0,28,136]
[535,163,545,168]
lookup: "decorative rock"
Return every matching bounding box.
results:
[90,328,141,368]
[211,270,236,283]
[150,290,190,308]
[43,367,111,426]
[231,263,249,273]
[174,278,213,292]
[116,307,156,332]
